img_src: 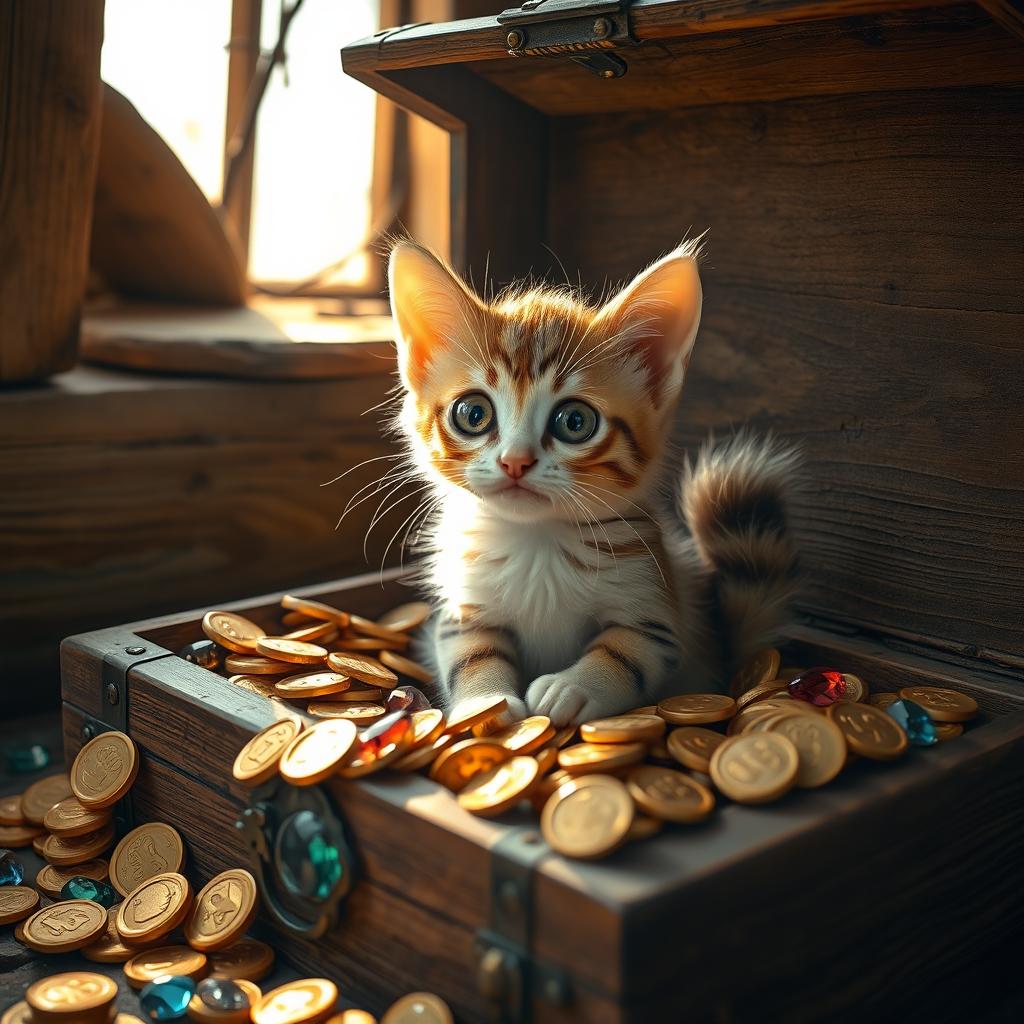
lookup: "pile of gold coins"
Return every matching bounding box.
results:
[215,595,980,862]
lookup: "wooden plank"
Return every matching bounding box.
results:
[546,86,1024,665]
[977,0,1024,39]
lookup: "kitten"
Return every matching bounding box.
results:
[386,239,798,726]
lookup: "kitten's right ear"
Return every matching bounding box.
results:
[388,243,481,389]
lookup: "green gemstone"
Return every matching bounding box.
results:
[5,744,50,774]
[278,809,343,901]
[60,875,119,908]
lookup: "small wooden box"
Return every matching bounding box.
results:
[62,1,1024,1020]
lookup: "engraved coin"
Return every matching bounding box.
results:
[273,672,350,698]
[557,742,646,775]
[869,692,900,710]
[224,654,292,676]
[281,594,351,627]
[658,693,736,725]
[0,1002,31,1024]
[490,715,554,754]
[581,715,666,744]
[326,651,398,689]
[124,944,209,989]
[251,979,338,1024]
[22,899,108,953]
[43,797,113,838]
[442,695,509,734]
[764,712,847,788]
[208,938,276,981]
[378,649,434,685]
[233,720,302,785]
[228,675,279,699]
[827,703,909,760]
[185,868,258,951]
[43,824,116,865]
[109,822,186,897]
[709,733,799,804]
[840,673,868,702]
[376,601,432,632]
[430,739,510,792]
[626,765,715,823]
[729,647,781,698]
[27,971,118,1023]
[323,685,391,702]
[81,906,139,964]
[202,611,265,653]
[457,756,540,817]
[281,620,339,644]
[116,871,192,945]
[898,685,978,722]
[541,774,634,860]
[735,680,789,712]
[0,793,24,825]
[71,731,139,809]
[306,701,385,722]
[408,709,446,748]
[279,719,358,786]
[381,993,454,1024]
[0,823,44,848]
[255,637,328,665]
[0,886,39,926]
[666,726,727,773]
[21,773,74,824]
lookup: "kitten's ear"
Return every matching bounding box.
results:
[595,242,703,403]
[388,242,482,389]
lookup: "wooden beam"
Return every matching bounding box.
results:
[977,0,1024,40]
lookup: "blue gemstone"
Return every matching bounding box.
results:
[179,639,224,670]
[0,849,25,886]
[278,809,343,901]
[196,978,250,1012]
[887,699,937,746]
[139,976,196,1021]
[60,875,119,908]
[5,745,50,774]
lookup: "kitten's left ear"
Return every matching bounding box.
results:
[595,241,703,403]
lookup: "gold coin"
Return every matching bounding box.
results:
[626,765,715,823]
[898,685,978,722]
[490,715,553,754]
[377,601,432,632]
[735,680,788,712]
[43,797,112,838]
[22,899,108,953]
[0,1002,31,1024]
[252,979,339,1024]
[709,733,799,804]
[233,720,302,785]
[442,695,509,734]
[208,938,275,981]
[256,637,328,665]
[378,649,434,685]
[347,614,410,644]
[827,703,909,760]
[764,713,847,788]
[626,815,664,842]
[625,705,658,716]
[203,611,265,653]
[0,886,39,926]
[541,774,634,860]
[430,739,510,791]
[326,651,398,688]
[530,769,572,809]
[580,714,665,744]
[36,859,110,900]
[325,1012,376,1024]
[124,944,209,989]
[666,726,726,773]
[333,636,406,653]
[337,726,415,778]
[281,610,314,627]
[319,685,390,702]
[534,745,559,775]
[657,693,736,725]
[728,698,812,735]
[0,793,24,825]
[274,672,350,698]
[392,733,454,773]
[0,822,43,848]
[43,824,116,865]
[728,647,781,698]
[408,709,446,747]
[228,675,280,699]
[81,906,139,963]
[109,822,186,897]
[549,725,578,748]
[187,980,262,1024]
[281,594,351,627]
[116,871,192,945]
[279,719,358,785]
[869,692,900,710]
[840,673,868,702]
[225,654,292,676]
[27,971,118,1023]
[20,773,73,824]
[457,756,540,817]
[307,701,385,722]
[557,742,646,775]
[185,868,258,951]
[71,730,139,809]
[934,721,964,741]
[381,993,453,1024]
[281,620,339,644]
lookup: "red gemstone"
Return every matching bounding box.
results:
[387,687,430,713]
[788,667,848,706]
[354,711,411,760]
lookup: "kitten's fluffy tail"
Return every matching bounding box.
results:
[679,433,801,674]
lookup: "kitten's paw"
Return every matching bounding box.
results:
[525,672,589,726]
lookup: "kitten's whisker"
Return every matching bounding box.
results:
[571,474,660,526]
[363,482,435,560]
[381,492,440,578]
[321,452,401,488]
[340,465,418,519]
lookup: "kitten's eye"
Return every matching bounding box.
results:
[549,400,599,444]
[451,392,495,436]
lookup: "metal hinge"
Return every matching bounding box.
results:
[497,1,633,78]
[475,827,572,1023]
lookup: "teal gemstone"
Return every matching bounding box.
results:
[179,639,224,670]
[5,744,50,774]
[886,699,937,746]
[196,978,250,1012]
[60,875,119,908]
[0,849,25,886]
[140,976,195,1020]
[278,809,343,901]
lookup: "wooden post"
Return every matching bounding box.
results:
[0,0,105,382]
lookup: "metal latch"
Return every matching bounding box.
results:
[498,1,633,78]
[476,827,572,1023]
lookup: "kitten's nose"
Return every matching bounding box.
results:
[499,449,536,479]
